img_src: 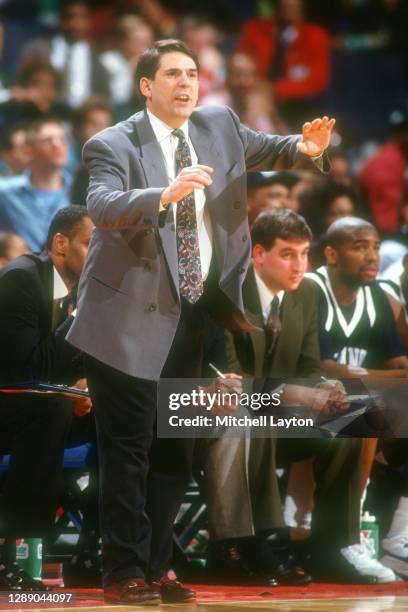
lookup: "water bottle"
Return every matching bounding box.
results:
[361,511,379,559]
[16,538,42,580]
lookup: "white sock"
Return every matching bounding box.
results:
[283,495,298,527]
[387,497,408,538]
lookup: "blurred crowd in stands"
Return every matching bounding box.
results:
[0,0,407,260]
[1,0,408,593]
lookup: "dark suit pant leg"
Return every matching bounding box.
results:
[84,356,157,586]
[146,298,204,579]
[146,437,195,579]
[0,395,73,538]
[310,438,363,552]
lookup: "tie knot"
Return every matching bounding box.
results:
[172,128,185,142]
[270,295,280,312]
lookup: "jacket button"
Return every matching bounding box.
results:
[238,267,246,274]
[148,303,156,312]
[144,262,151,271]
[143,218,152,225]
[242,235,248,242]
[233,201,241,209]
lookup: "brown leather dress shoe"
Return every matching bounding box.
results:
[104,577,161,605]
[150,575,196,603]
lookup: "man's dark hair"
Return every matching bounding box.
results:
[46,206,90,250]
[251,209,312,251]
[135,39,199,103]
[299,178,357,236]
[19,62,60,88]
[326,216,377,249]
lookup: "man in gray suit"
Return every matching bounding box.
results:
[67,39,335,605]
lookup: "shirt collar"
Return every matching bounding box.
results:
[53,266,69,300]
[146,109,189,143]
[254,269,284,319]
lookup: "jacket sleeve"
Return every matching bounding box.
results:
[0,269,82,384]
[226,107,329,173]
[295,284,324,378]
[83,136,164,229]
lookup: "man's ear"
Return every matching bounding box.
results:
[324,244,337,265]
[252,243,265,265]
[139,77,152,99]
[51,232,69,256]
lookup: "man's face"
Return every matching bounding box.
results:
[140,52,199,127]
[0,234,28,268]
[121,23,153,60]
[27,69,57,106]
[64,217,94,281]
[327,229,380,285]
[326,195,355,228]
[60,3,91,41]
[278,0,303,23]
[249,183,290,220]
[6,234,28,260]
[29,123,67,170]
[253,238,310,292]
[80,109,112,144]
[227,53,257,95]
[3,129,30,174]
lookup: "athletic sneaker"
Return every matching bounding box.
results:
[341,543,397,583]
[381,535,408,579]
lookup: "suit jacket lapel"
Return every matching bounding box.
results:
[132,111,180,295]
[132,110,169,187]
[188,116,228,276]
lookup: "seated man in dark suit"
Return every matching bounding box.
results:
[204,209,395,584]
[0,206,94,591]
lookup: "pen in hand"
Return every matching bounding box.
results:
[208,362,227,379]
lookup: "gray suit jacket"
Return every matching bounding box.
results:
[67,106,302,380]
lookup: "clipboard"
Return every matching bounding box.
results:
[0,382,89,399]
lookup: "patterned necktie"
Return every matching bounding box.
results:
[172,128,204,304]
[265,295,281,357]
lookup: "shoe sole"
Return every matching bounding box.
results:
[381,555,408,579]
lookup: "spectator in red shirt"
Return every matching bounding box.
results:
[359,108,408,234]
[237,0,330,126]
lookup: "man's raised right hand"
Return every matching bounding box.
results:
[161,164,213,206]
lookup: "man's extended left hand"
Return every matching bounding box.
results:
[296,116,336,157]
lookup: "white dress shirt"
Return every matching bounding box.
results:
[147,109,213,280]
[50,36,91,107]
[53,266,69,299]
[254,269,284,324]
[53,266,77,317]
